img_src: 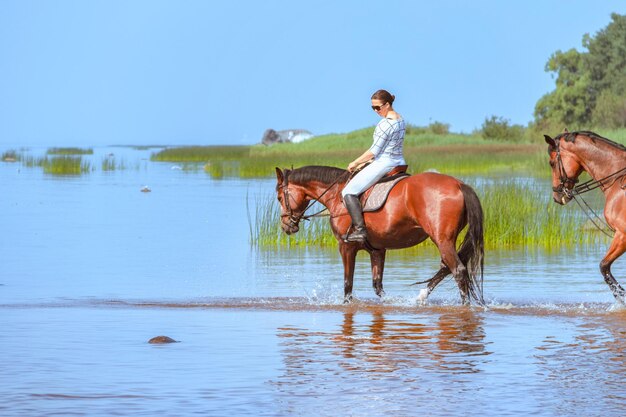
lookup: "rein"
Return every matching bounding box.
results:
[553,143,625,237]
[571,166,626,196]
[280,170,352,226]
[554,142,626,197]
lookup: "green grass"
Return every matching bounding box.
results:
[250,179,609,250]
[149,128,554,178]
[237,141,544,179]
[42,156,91,175]
[151,145,250,162]
[46,147,94,155]
[478,181,606,248]
[251,195,338,247]
[101,156,127,171]
[149,127,626,179]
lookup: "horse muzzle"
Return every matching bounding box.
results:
[281,223,299,235]
[553,193,572,205]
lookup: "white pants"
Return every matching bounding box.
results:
[341,158,403,197]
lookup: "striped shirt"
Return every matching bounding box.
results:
[368,117,406,163]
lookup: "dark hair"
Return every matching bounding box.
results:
[371,89,395,105]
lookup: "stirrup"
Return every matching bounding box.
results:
[344,229,367,243]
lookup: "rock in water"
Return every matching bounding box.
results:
[148,335,178,344]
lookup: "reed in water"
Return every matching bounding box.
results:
[251,179,608,250]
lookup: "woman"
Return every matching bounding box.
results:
[341,89,407,242]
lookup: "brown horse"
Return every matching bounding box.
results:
[275,166,485,305]
[545,131,626,304]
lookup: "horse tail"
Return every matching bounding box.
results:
[458,183,485,305]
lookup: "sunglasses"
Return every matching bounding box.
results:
[371,103,386,111]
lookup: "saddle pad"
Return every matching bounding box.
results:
[362,175,409,212]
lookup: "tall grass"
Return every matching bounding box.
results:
[222,142,544,179]
[250,179,610,250]
[151,130,549,178]
[47,147,93,155]
[42,156,91,175]
[478,181,606,248]
[151,145,250,162]
[18,153,131,173]
[101,156,127,171]
[251,194,337,247]
[149,127,626,179]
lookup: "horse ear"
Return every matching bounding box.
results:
[563,127,569,133]
[544,134,556,148]
[275,167,284,183]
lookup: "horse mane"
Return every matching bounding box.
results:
[555,130,626,152]
[286,165,348,185]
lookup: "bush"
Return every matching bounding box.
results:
[405,124,428,135]
[405,122,450,136]
[428,121,450,135]
[481,115,525,142]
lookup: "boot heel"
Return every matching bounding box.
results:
[343,194,367,242]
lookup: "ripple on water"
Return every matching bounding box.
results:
[1,296,624,317]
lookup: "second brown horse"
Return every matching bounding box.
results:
[275,166,485,305]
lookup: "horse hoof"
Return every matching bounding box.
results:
[417,288,429,305]
[343,295,353,304]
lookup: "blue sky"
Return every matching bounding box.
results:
[0,1,624,147]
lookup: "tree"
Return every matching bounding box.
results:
[481,115,525,142]
[534,13,626,129]
[534,49,592,127]
[584,13,626,97]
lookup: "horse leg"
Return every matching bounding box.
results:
[438,242,470,305]
[369,249,386,297]
[339,243,358,303]
[600,232,626,304]
[417,265,451,305]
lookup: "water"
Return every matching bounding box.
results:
[2,147,626,416]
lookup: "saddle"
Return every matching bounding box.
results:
[360,165,410,212]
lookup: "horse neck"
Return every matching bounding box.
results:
[297,179,345,213]
[565,138,626,181]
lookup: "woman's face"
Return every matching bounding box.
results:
[371,99,389,117]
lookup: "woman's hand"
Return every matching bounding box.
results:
[348,161,359,172]
[348,151,374,172]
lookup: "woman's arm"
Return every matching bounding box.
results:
[348,150,374,172]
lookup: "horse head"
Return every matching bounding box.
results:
[275,167,309,235]
[544,134,584,205]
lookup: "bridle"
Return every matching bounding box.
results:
[552,143,579,199]
[278,170,350,229]
[553,140,626,197]
[551,140,623,237]
[279,175,304,229]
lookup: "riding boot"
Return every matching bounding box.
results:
[343,194,367,242]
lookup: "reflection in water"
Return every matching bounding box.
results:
[270,306,626,416]
[329,309,490,375]
[273,308,492,414]
[533,313,626,415]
